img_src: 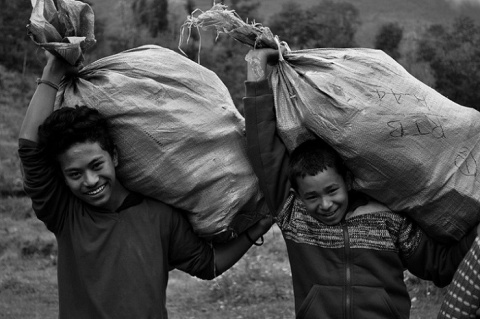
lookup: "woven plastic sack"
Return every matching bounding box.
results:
[184,5,480,242]
[54,45,267,241]
[272,48,480,243]
[28,0,268,241]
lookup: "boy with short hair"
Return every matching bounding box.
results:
[19,52,271,319]
[243,48,479,319]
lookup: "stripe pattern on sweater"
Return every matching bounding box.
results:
[277,194,422,258]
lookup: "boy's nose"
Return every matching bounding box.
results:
[320,198,333,210]
[84,171,99,186]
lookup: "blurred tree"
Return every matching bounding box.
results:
[227,0,261,22]
[106,0,144,54]
[150,0,169,36]
[0,0,106,72]
[201,41,249,112]
[131,0,169,37]
[179,0,201,61]
[132,0,149,29]
[0,0,42,74]
[82,1,107,61]
[200,0,262,113]
[374,22,403,60]
[417,16,480,110]
[268,0,360,49]
[265,2,304,46]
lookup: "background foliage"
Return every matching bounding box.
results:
[1,0,480,110]
[417,16,480,109]
[269,0,360,49]
[0,0,42,75]
[374,22,403,60]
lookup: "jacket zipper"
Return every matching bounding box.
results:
[343,222,352,319]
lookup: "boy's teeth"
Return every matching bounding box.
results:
[88,185,105,195]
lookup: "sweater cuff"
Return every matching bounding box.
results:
[244,79,271,97]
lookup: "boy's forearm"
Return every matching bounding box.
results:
[407,225,478,287]
[213,219,271,275]
[244,81,291,214]
[212,233,256,275]
[19,57,66,142]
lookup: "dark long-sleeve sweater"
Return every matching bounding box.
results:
[243,79,476,319]
[18,138,215,319]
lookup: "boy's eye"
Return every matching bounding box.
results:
[92,162,103,170]
[328,188,338,194]
[67,172,81,180]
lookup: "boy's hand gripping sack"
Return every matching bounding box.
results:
[185,4,480,242]
[28,0,268,241]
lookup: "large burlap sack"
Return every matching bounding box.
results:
[185,5,480,242]
[28,0,268,241]
[271,48,480,242]
[55,45,267,240]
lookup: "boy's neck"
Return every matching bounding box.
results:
[100,181,131,212]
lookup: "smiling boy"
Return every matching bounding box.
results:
[288,141,351,226]
[57,129,124,208]
[18,51,271,319]
[243,48,479,319]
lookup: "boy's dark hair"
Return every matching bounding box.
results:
[38,105,115,164]
[289,139,347,191]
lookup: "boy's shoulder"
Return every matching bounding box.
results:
[349,196,393,219]
[138,195,189,221]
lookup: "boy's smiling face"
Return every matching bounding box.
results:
[294,166,350,226]
[59,141,122,210]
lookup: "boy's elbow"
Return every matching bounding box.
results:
[430,270,455,288]
[433,277,450,288]
[194,266,218,280]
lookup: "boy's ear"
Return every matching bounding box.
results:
[113,148,119,167]
[290,187,299,198]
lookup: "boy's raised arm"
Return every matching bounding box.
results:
[212,48,294,276]
[19,52,70,142]
[243,48,291,215]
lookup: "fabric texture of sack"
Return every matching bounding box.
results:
[54,44,267,241]
[28,0,268,241]
[56,45,267,241]
[271,48,480,243]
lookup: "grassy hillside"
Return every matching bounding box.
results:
[0,66,36,195]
